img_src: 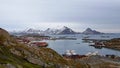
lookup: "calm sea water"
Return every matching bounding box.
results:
[43,34,120,56]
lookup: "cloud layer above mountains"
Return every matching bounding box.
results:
[0,0,120,32]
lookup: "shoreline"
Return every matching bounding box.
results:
[104,46,120,51]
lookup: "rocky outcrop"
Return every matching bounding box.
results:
[0,28,10,43]
[104,38,120,50]
[9,45,70,68]
[0,28,18,46]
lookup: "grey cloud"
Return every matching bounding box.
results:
[0,0,120,32]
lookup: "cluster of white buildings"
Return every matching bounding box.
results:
[65,50,99,56]
[65,50,77,56]
[85,51,99,56]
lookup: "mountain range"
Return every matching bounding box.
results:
[44,26,77,34]
[10,26,103,35]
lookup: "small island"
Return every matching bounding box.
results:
[104,38,120,50]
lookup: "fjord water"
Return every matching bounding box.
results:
[45,34,120,56]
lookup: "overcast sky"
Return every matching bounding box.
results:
[0,0,120,33]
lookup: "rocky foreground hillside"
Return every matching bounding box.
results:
[0,28,120,68]
[0,28,87,68]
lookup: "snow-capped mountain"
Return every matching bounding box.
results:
[57,26,76,34]
[23,28,43,34]
[10,27,103,36]
[44,28,60,34]
[44,26,76,34]
[82,28,102,34]
[27,28,40,32]
[24,26,77,34]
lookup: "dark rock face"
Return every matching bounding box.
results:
[83,28,102,34]
[58,26,76,34]
[44,28,58,34]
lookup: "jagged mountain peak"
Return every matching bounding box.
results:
[61,26,72,31]
[46,28,50,30]
[83,28,102,34]
[25,28,42,33]
[58,26,76,34]
[63,26,70,29]
[63,26,69,29]
[86,28,92,31]
[27,28,39,31]
[27,28,34,32]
